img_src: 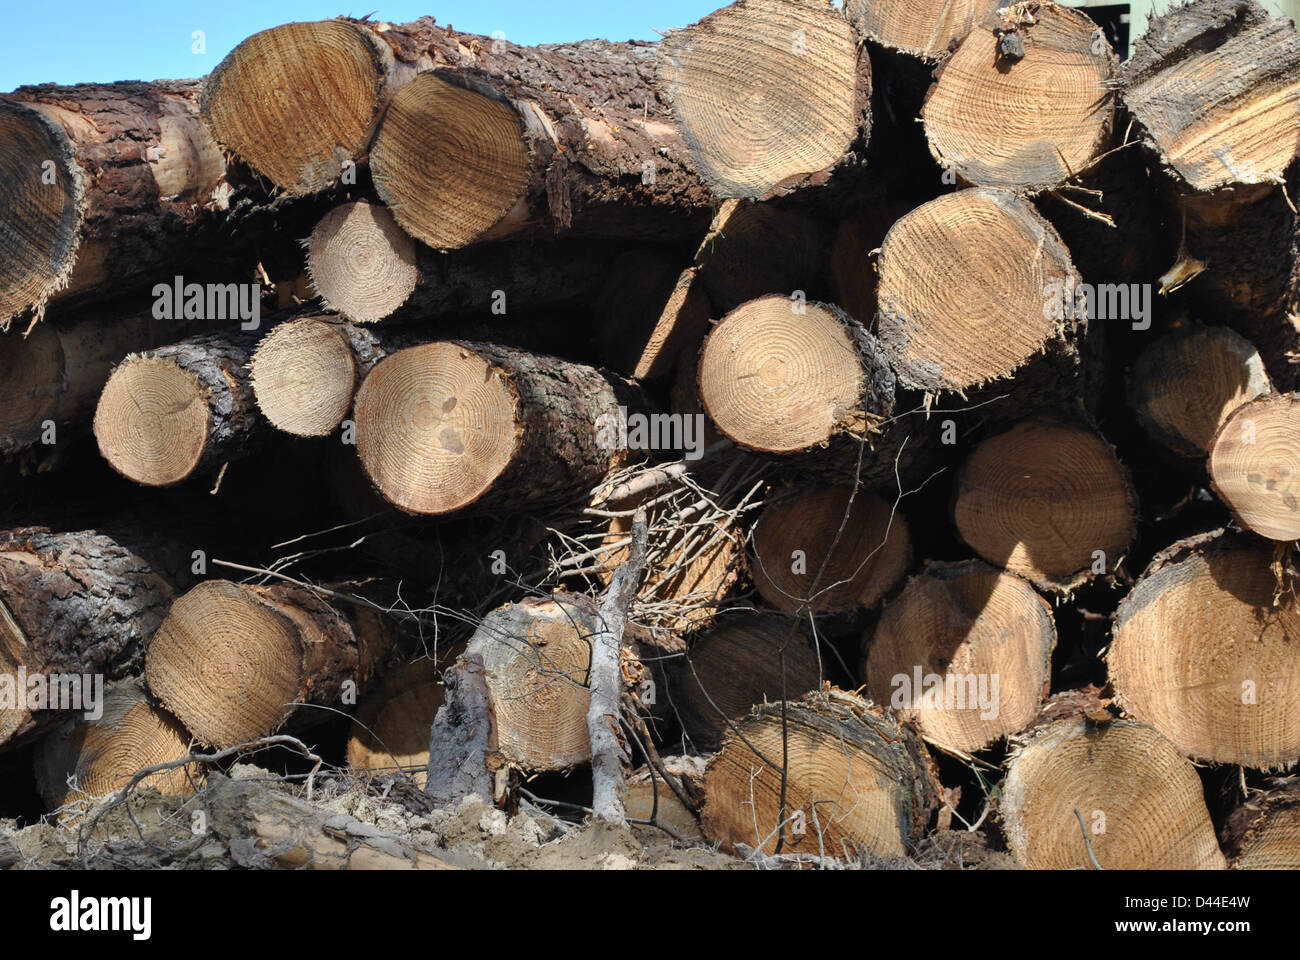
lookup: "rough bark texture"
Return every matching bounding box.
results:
[0,528,175,749]
[425,655,495,806]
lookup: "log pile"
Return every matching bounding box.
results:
[2,0,1300,872]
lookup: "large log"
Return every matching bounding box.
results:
[700,688,939,859]
[658,0,871,200]
[204,17,713,244]
[0,81,313,329]
[145,580,391,749]
[0,528,175,748]
[1108,529,1300,769]
[999,716,1226,869]
[93,329,260,487]
[863,559,1055,754]
[352,341,639,516]
[921,4,1118,193]
[953,416,1138,592]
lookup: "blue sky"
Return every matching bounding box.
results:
[0,0,725,91]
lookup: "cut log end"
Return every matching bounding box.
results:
[847,0,1001,60]
[1110,532,1300,768]
[201,20,390,195]
[1208,394,1300,540]
[877,188,1079,392]
[1130,326,1272,457]
[658,0,863,199]
[701,689,937,859]
[954,418,1137,591]
[371,72,531,250]
[354,342,520,515]
[864,559,1055,753]
[1224,783,1300,869]
[0,99,84,326]
[921,5,1116,193]
[251,317,359,437]
[347,658,446,786]
[146,580,342,749]
[35,680,195,810]
[751,486,911,615]
[307,201,419,323]
[93,357,211,487]
[1000,717,1227,869]
[699,296,872,454]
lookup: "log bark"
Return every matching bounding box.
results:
[700,687,939,859]
[749,485,911,616]
[93,329,260,487]
[920,4,1118,194]
[1222,781,1300,869]
[0,81,317,329]
[425,655,495,806]
[1130,325,1272,458]
[34,679,195,812]
[671,612,823,752]
[952,415,1138,593]
[144,579,390,749]
[999,716,1227,869]
[1108,529,1300,769]
[0,528,175,749]
[305,200,622,324]
[862,559,1055,754]
[352,340,641,516]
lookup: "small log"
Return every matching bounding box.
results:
[1208,394,1300,540]
[953,416,1138,592]
[999,716,1227,869]
[863,559,1055,754]
[145,580,387,749]
[93,329,259,487]
[1222,781,1300,870]
[1108,529,1300,768]
[921,4,1118,193]
[750,485,911,615]
[1129,325,1272,457]
[34,679,195,811]
[347,656,451,787]
[700,688,939,859]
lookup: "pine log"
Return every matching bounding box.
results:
[999,716,1227,869]
[750,485,911,616]
[305,200,618,324]
[953,416,1138,592]
[921,4,1118,193]
[1108,529,1300,768]
[346,656,451,787]
[0,81,233,327]
[1208,394,1300,539]
[0,528,175,749]
[352,341,639,516]
[847,0,1001,60]
[93,329,260,487]
[1130,326,1272,458]
[672,612,823,752]
[250,316,374,438]
[698,295,895,455]
[700,688,939,859]
[875,188,1087,403]
[1123,0,1300,196]
[1222,781,1300,869]
[625,756,705,841]
[863,559,1055,754]
[145,579,389,749]
[34,679,195,811]
[658,0,870,200]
